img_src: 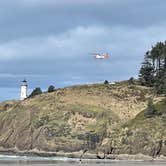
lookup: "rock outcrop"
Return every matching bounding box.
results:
[0,81,165,157]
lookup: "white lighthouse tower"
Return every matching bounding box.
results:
[20,80,27,100]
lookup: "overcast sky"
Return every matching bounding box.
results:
[0,0,166,101]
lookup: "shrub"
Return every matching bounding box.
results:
[104,80,109,84]
[144,98,157,118]
[128,77,135,84]
[29,87,42,98]
[48,85,55,93]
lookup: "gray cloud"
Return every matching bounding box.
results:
[0,0,166,101]
[0,0,166,42]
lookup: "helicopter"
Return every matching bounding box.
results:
[92,52,109,59]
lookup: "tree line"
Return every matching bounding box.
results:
[139,41,166,95]
[28,85,55,98]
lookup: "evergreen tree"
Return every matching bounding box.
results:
[48,85,55,92]
[29,87,42,98]
[104,80,109,84]
[139,60,154,86]
[139,41,166,94]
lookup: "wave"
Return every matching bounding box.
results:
[0,155,79,161]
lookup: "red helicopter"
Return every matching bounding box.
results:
[92,52,109,59]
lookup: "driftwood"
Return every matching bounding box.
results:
[79,146,118,162]
[79,149,88,162]
[96,151,106,159]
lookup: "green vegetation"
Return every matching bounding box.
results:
[139,41,166,94]
[144,98,157,118]
[112,99,166,156]
[47,85,55,93]
[65,104,108,117]
[125,99,166,128]
[104,80,109,84]
[154,99,166,115]
[29,87,42,98]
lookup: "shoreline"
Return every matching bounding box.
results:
[0,150,165,162]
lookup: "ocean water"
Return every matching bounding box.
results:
[0,155,165,166]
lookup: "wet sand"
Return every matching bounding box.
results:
[0,161,166,166]
[0,154,165,166]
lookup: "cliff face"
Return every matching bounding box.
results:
[0,81,165,156]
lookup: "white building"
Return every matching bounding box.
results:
[20,80,27,100]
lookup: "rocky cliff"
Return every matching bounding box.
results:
[0,80,165,158]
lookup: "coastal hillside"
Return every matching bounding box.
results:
[0,80,165,157]
[107,99,166,156]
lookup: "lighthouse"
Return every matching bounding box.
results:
[20,80,27,100]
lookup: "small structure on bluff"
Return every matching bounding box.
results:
[20,80,27,100]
